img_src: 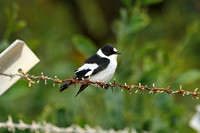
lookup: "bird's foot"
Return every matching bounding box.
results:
[101,83,109,89]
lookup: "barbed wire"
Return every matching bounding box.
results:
[0,69,200,99]
[0,116,135,133]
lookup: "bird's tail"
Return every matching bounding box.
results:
[60,77,76,92]
[60,82,71,92]
[75,84,89,97]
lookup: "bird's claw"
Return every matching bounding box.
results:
[101,83,109,89]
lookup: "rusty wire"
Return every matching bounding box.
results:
[0,69,200,99]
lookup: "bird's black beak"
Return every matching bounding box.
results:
[117,52,122,54]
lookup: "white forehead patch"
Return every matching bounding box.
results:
[113,48,117,52]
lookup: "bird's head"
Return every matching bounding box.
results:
[98,44,121,60]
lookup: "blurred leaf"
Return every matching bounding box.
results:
[142,0,163,5]
[121,0,132,7]
[0,40,9,52]
[2,85,29,100]
[13,20,26,32]
[186,21,200,35]
[72,35,97,56]
[116,8,150,43]
[175,70,200,85]
[120,8,128,23]
[38,105,54,122]
[2,2,26,49]
[126,12,150,34]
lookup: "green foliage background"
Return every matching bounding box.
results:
[0,0,200,132]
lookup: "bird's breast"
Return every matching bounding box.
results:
[90,60,117,83]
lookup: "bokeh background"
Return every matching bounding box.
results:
[1,0,200,132]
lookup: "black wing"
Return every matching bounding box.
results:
[74,54,99,80]
[84,54,101,63]
[74,54,110,79]
[84,54,110,75]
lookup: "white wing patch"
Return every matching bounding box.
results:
[75,63,98,76]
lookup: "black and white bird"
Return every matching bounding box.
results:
[60,44,121,97]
